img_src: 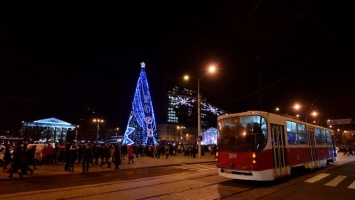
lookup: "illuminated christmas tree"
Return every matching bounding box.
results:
[122,62,159,146]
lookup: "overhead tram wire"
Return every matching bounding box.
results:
[221,77,285,105]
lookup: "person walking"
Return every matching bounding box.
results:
[192,145,197,158]
[21,144,34,175]
[53,143,59,163]
[100,145,112,168]
[93,145,101,166]
[77,144,83,164]
[139,145,145,157]
[67,145,77,172]
[349,146,354,156]
[113,145,121,169]
[127,145,134,164]
[57,145,65,165]
[165,145,169,159]
[121,144,127,161]
[27,145,37,170]
[156,145,161,159]
[343,146,348,156]
[81,145,92,174]
[3,145,12,168]
[64,143,71,171]
[134,145,139,158]
[8,143,24,180]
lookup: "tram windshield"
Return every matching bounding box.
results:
[218,115,267,152]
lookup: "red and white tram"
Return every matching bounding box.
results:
[216,111,338,181]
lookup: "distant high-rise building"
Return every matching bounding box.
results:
[158,85,225,144]
[167,86,225,128]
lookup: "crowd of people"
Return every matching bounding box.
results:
[2,142,217,180]
[342,145,354,156]
[2,143,36,180]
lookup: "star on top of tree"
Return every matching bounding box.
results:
[140,62,145,68]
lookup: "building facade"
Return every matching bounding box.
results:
[22,118,76,143]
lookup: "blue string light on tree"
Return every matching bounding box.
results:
[122,62,159,146]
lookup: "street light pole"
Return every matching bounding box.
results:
[21,121,25,136]
[75,125,79,141]
[177,126,185,144]
[96,122,99,143]
[93,119,103,143]
[184,65,216,159]
[197,78,202,158]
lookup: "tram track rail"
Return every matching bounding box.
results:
[0,162,341,200]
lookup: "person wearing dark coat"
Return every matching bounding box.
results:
[8,143,24,180]
[77,144,83,164]
[81,145,92,174]
[67,145,77,172]
[3,145,12,167]
[27,145,37,170]
[113,145,121,169]
[121,144,127,160]
[93,145,101,166]
[100,145,111,168]
[21,144,34,175]
[64,143,71,171]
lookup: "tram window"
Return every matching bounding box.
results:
[220,124,241,146]
[287,121,298,145]
[256,122,267,151]
[315,128,320,144]
[320,129,327,145]
[218,115,267,152]
[298,123,308,145]
[288,132,298,145]
[315,128,324,145]
[325,130,332,144]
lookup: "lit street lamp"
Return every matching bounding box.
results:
[311,111,318,117]
[276,103,319,124]
[115,127,120,136]
[93,118,104,143]
[293,103,301,110]
[184,65,216,158]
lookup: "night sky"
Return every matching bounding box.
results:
[1,1,354,134]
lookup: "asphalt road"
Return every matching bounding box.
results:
[1,154,354,199]
[0,164,187,194]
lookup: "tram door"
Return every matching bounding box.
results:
[331,135,338,163]
[308,130,317,168]
[270,124,287,178]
